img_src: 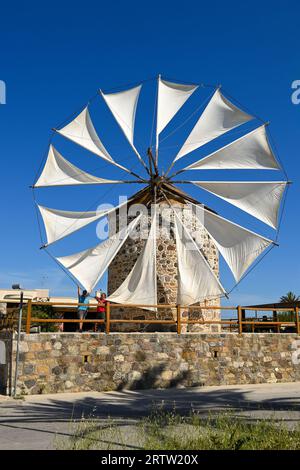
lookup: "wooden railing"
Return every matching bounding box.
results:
[0,300,299,335]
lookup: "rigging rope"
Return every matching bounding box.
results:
[44,247,79,288]
[220,87,266,125]
[32,131,55,187]
[265,125,289,181]
[275,182,290,244]
[38,180,146,248]
[227,244,276,296]
[54,92,99,131]
[159,86,218,146]
[100,76,156,94]
[162,75,219,88]
[149,76,158,149]
[32,188,44,245]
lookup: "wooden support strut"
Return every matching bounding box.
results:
[177,304,181,335]
[105,301,111,335]
[147,147,159,177]
[2,298,298,334]
[295,306,300,335]
[237,305,243,335]
[26,299,32,334]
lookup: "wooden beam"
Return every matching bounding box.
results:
[105,301,111,335]
[177,305,181,335]
[237,306,243,335]
[26,300,32,334]
[295,306,300,335]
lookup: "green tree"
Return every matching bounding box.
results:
[277,292,299,325]
[31,304,60,332]
[279,292,300,304]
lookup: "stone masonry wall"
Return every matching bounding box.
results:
[107,200,220,332]
[1,331,300,395]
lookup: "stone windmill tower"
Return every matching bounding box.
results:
[108,180,220,332]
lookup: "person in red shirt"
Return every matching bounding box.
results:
[95,292,107,332]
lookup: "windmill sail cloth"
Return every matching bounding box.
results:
[174,89,253,162]
[185,125,281,171]
[34,145,121,187]
[189,203,273,282]
[39,198,132,246]
[101,85,141,147]
[108,209,157,311]
[192,181,287,229]
[173,211,226,305]
[56,107,130,173]
[156,78,198,136]
[56,216,141,293]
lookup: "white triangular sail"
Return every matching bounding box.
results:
[56,107,130,173]
[157,77,198,135]
[101,85,141,147]
[192,181,287,229]
[101,85,148,170]
[108,208,157,311]
[174,89,253,162]
[185,125,280,171]
[189,203,273,282]
[56,216,141,293]
[173,211,226,305]
[34,145,122,187]
[39,198,132,246]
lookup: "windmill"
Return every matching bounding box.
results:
[32,76,289,330]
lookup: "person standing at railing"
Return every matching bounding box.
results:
[95,292,107,333]
[77,286,90,333]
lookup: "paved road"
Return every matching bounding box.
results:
[0,382,300,450]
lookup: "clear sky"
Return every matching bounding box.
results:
[0,0,299,305]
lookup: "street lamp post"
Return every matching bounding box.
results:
[12,285,24,397]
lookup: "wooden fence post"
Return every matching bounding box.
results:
[26,300,32,334]
[237,305,242,335]
[295,306,300,335]
[177,305,181,335]
[105,301,110,335]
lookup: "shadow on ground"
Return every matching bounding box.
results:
[1,375,300,422]
[1,374,300,449]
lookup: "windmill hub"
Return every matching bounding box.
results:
[151,175,164,185]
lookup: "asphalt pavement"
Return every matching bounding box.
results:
[0,382,300,450]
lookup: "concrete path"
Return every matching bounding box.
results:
[0,382,300,450]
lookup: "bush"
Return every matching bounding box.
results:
[31,304,61,332]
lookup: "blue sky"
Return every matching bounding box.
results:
[0,0,299,305]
